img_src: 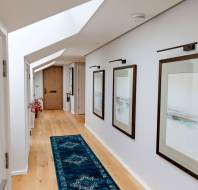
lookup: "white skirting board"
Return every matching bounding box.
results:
[84,123,152,190]
[11,167,28,176]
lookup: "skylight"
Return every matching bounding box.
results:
[34,61,56,73]
[30,49,65,68]
[9,0,104,55]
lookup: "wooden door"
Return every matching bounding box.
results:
[43,66,63,110]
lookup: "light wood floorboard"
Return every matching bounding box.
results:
[12,110,144,190]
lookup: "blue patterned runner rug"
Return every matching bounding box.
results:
[50,135,120,190]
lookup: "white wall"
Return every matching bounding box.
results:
[34,71,43,100]
[8,0,103,173]
[85,0,198,189]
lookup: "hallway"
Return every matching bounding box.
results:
[1,1,198,189]
[12,111,143,190]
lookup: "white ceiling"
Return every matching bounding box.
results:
[0,0,184,65]
[25,0,183,65]
[0,0,89,32]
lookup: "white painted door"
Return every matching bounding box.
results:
[24,64,31,160]
[77,63,85,114]
[0,35,9,190]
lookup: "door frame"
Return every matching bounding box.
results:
[76,63,85,114]
[24,62,32,164]
[0,27,11,190]
[43,66,63,110]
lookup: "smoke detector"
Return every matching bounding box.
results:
[132,13,146,22]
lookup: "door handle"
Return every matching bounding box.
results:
[0,179,7,190]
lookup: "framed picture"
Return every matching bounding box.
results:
[157,53,198,179]
[112,65,137,139]
[69,67,74,95]
[93,70,105,119]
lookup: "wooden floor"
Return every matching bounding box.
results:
[12,110,143,190]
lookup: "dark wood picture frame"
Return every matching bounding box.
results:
[112,65,137,139]
[157,53,198,180]
[93,70,105,120]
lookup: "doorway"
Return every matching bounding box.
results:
[43,66,63,110]
[76,63,85,114]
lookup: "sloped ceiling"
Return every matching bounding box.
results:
[0,0,89,32]
[26,0,183,65]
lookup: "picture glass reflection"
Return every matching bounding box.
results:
[157,56,198,179]
[114,69,132,127]
[93,70,104,119]
[166,72,198,161]
[113,65,136,138]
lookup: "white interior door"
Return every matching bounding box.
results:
[77,63,85,114]
[0,34,9,190]
[24,64,31,161]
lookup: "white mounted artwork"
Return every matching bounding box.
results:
[112,65,137,139]
[93,70,105,119]
[157,54,198,179]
